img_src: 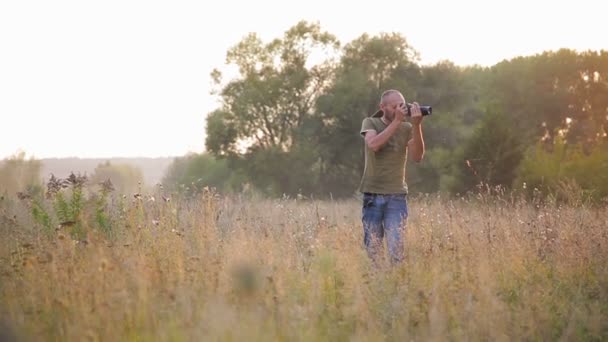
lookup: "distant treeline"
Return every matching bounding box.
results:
[4,21,607,201]
[40,157,173,185]
[166,21,606,200]
[0,155,172,197]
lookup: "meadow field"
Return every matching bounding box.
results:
[1,185,607,341]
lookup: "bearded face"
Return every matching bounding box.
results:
[380,92,406,122]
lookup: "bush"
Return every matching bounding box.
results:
[452,111,524,194]
[516,138,608,203]
[162,153,245,195]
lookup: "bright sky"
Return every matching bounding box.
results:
[1,0,605,159]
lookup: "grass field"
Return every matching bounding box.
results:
[1,188,607,341]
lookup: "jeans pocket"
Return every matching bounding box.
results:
[387,194,408,214]
[362,193,375,208]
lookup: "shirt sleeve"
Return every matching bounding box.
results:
[360,118,376,137]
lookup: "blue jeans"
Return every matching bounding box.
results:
[361,193,408,264]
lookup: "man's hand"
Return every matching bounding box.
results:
[394,103,406,123]
[409,102,424,126]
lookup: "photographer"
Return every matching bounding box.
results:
[359,89,426,265]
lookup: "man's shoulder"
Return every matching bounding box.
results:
[361,117,381,131]
[362,117,384,127]
[362,117,382,124]
[363,117,411,126]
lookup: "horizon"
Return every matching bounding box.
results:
[2,0,606,160]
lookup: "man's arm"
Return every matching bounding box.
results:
[408,123,425,162]
[407,102,425,162]
[364,119,402,153]
[364,105,406,152]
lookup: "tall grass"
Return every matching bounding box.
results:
[0,188,607,341]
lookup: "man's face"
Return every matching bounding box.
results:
[380,93,406,121]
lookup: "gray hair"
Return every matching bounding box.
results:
[380,89,402,104]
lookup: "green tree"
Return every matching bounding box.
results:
[405,62,487,193]
[484,49,608,149]
[516,138,608,202]
[204,21,607,199]
[453,110,524,193]
[162,153,244,195]
[206,21,340,196]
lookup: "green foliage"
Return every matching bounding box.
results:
[485,49,608,147]
[205,21,340,196]
[421,146,464,193]
[453,110,524,193]
[94,179,114,238]
[53,191,71,223]
[33,173,119,239]
[162,153,245,195]
[31,196,53,234]
[204,21,608,200]
[207,21,339,156]
[48,173,89,239]
[516,138,608,203]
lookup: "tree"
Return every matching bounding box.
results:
[484,49,608,149]
[516,138,608,202]
[405,62,486,193]
[162,153,244,195]
[206,21,340,196]
[453,110,524,193]
[204,21,607,199]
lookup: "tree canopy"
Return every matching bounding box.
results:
[195,21,608,199]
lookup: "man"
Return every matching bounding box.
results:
[359,89,425,264]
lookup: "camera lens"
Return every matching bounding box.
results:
[406,104,432,116]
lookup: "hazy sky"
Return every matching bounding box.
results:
[1,0,605,159]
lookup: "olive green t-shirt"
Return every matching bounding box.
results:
[359,117,412,194]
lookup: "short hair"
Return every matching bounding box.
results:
[380,89,402,104]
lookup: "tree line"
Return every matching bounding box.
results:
[165,21,608,200]
[3,21,606,201]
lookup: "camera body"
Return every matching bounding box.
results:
[406,103,432,116]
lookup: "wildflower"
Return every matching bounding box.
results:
[66,172,87,188]
[46,174,68,198]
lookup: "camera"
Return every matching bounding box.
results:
[406,103,432,116]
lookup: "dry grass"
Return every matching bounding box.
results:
[1,191,607,341]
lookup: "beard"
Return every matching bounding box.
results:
[384,110,395,122]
